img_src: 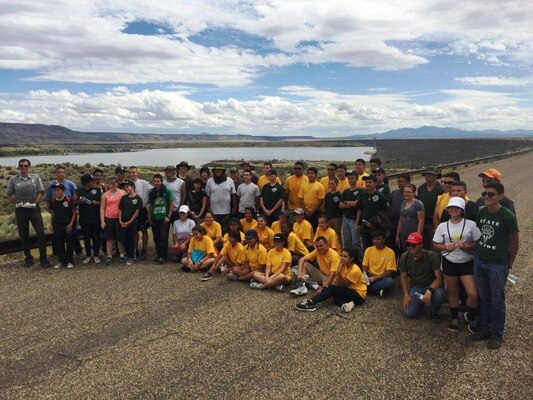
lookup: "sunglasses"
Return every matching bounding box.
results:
[406,243,419,248]
[441,181,454,185]
[481,191,497,198]
[294,167,302,170]
[327,168,335,171]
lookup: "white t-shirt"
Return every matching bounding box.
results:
[205,177,236,215]
[236,182,260,213]
[163,177,185,211]
[433,218,481,263]
[173,218,196,240]
[132,178,153,207]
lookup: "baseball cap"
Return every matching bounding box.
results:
[245,229,258,239]
[478,168,502,182]
[80,174,94,185]
[268,168,277,176]
[446,197,465,210]
[115,166,127,174]
[164,165,176,171]
[123,180,135,187]
[177,161,191,170]
[273,233,284,242]
[293,208,304,215]
[230,167,238,173]
[178,205,190,213]
[229,217,240,225]
[406,232,423,244]
[52,183,65,190]
[362,174,378,182]
[372,167,385,174]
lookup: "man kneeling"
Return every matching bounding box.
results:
[362,230,397,297]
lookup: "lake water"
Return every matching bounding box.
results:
[0,146,374,167]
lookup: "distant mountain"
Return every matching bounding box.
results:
[346,126,533,139]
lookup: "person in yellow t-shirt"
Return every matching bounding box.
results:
[354,159,369,189]
[240,207,257,232]
[292,208,314,250]
[252,233,292,291]
[228,229,268,282]
[336,164,350,193]
[271,210,291,234]
[433,172,460,229]
[257,162,281,191]
[284,161,308,211]
[281,222,309,264]
[295,248,366,312]
[290,237,340,296]
[319,163,338,192]
[298,167,325,229]
[362,230,397,297]
[256,214,275,250]
[202,231,246,281]
[200,211,223,250]
[222,218,246,244]
[314,215,341,253]
[182,226,216,272]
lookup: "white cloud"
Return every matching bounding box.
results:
[456,76,533,86]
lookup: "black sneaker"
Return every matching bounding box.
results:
[40,259,52,268]
[139,249,147,261]
[487,337,502,350]
[463,312,479,334]
[430,313,441,321]
[201,272,213,281]
[23,257,34,268]
[181,265,191,272]
[295,299,316,312]
[449,319,460,332]
[471,331,491,341]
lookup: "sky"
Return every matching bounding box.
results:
[1,0,533,137]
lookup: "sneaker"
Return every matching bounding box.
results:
[378,289,388,298]
[249,282,263,289]
[54,263,63,269]
[119,255,126,263]
[23,257,34,268]
[201,272,214,281]
[430,313,441,321]
[487,337,502,350]
[40,259,51,268]
[290,284,308,296]
[341,301,355,313]
[220,263,228,273]
[295,299,316,312]
[139,249,147,261]
[471,331,491,342]
[93,256,101,264]
[225,272,239,281]
[67,263,74,269]
[463,312,479,334]
[82,257,92,264]
[156,257,165,264]
[449,319,460,332]
[126,258,133,266]
[105,257,112,266]
[275,284,285,292]
[181,265,191,272]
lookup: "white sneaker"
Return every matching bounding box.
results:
[341,301,355,313]
[249,282,263,289]
[67,263,74,269]
[220,263,228,273]
[93,256,101,264]
[54,263,63,269]
[82,257,91,264]
[290,284,308,296]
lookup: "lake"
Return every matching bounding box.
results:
[0,146,374,167]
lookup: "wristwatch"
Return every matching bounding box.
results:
[426,287,434,294]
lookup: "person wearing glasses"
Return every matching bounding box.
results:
[472,182,519,349]
[284,161,308,212]
[6,159,51,268]
[433,172,461,229]
[319,163,338,192]
[399,232,445,319]
[475,169,516,215]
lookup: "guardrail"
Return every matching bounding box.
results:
[1,146,532,256]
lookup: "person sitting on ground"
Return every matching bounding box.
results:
[171,205,196,263]
[251,233,292,291]
[226,229,268,282]
[202,231,246,281]
[255,214,275,250]
[181,226,217,272]
[290,236,340,296]
[222,217,245,244]
[240,207,257,232]
[292,208,314,251]
[314,215,341,253]
[281,221,309,265]
[362,230,396,297]
[432,197,481,333]
[295,248,367,312]
[200,211,223,250]
[271,210,291,234]
[324,177,343,240]
[118,180,143,266]
[399,232,445,319]
[50,183,77,269]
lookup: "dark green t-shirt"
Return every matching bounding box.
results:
[120,194,143,222]
[261,183,286,210]
[340,187,364,219]
[399,249,440,287]
[52,196,74,226]
[418,183,444,224]
[149,188,174,221]
[76,187,101,225]
[376,184,391,203]
[325,191,342,218]
[476,206,519,265]
[356,190,388,222]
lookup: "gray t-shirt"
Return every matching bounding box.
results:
[205,177,236,215]
[7,173,44,204]
[399,199,425,236]
[236,182,260,213]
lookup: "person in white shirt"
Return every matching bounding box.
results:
[237,171,260,218]
[128,166,153,260]
[204,166,236,233]
[163,165,186,224]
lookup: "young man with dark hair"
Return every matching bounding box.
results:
[389,174,411,254]
[362,230,396,297]
[476,169,516,215]
[339,171,364,262]
[237,170,260,218]
[440,181,478,222]
[75,174,102,264]
[354,159,368,189]
[205,166,237,232]
[373,167,390,202]
[472,182,519,349]
[355,174,389,250]
[418,168,444,249]
[128,166,153,260]
[284,161,308,211]
[319,163,338,192]
[260,168,285,226]
[163,165,186,225]
[335,164,350,192]
[298,167,325,229]
[147,174,175,264]
[433,171,461,228]
[257,161,281,191]
[50,183,77,269]
[324,177,343,240]
[119,181,143,266]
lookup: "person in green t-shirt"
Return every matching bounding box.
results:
[472,181,519,349]
[119,181,143,265]
[147,174,175,263]
[50,183,77,269]
[75,174,102,264]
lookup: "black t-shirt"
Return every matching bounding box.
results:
[120,194,143,222]
[325,191,343,218]
[261,183,286,210]
[340,187,364,219]
[76,187,101,225]
[356,190,388,222]
[418,183,444,223]
[52,196,74,225]
[188,189,207,214]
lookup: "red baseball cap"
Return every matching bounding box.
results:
[406,232,423,244]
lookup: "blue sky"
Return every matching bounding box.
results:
[1,1,532,136]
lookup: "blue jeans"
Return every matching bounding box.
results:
[474,256,508,338]
[368,276,395,295]
[341,216,362,262]
[402,286,445,318]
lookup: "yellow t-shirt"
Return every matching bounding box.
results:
[256,226,275,250]
[271,220,282,234]
[188,235,216,255]
[314,227,341,253]
[240,218,257,232]
[336,178,350,193]
[305,248,340,275]
[362,246,397,276]
[339,264,367,299]
[319,176,336,193]
[356,172,369,189]
[244,243,268,270]
[435,192,451,220]
[266,248,292,279]
[284,175,308,210]
[222,231,245,244]
[257,175,281,191]
[286,232,310,256]
[200,221,222,241]
[220,241,246,265]
[293,220,314,244]
[298,181,325,212]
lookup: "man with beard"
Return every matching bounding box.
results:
[163,165,186,225]
[205,166,237,233]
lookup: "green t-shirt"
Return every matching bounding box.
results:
[76,187,101,225]
[356,190,388,222]
[399,249,440,288]
[340,187,364,219]
[325,191,342,218]
[52,196,74,226]
[418,183,444,223]
[476,206,519,265]
[261,183,286,210]
[120,194,143,222]
[149,188,174,221]
[376,184,391,203]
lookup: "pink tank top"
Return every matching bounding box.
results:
[104,189,125,218]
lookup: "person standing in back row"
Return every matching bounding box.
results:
[298,167,325,230]
[163,165,186,224]
[148,174,175,264]
[418,168,444,249]
[284,161,308,211]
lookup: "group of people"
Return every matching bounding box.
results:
[7,157,519,349]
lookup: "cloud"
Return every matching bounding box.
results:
[456,76,533,86]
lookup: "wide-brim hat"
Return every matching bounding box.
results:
[240,161,255,170]
[421,167,442,179]
[176,161,191,170]
[212,165,226,172]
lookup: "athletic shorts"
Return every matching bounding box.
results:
[104,217,120,240]
[442,257,474,277]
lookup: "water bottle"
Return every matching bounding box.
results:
[414,291,424,301]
